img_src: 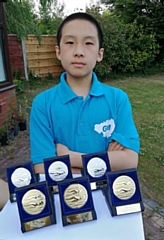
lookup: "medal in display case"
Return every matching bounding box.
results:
[103,168,144,216]
[15,181,56,232]
[82,152,111,190]
[58,176,97,226]
[6,162,37,202]
[44,155,73,193]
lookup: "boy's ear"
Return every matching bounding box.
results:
[97,48,104,63]
[55,46,61,61]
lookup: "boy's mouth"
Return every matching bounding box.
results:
[72,62,85,67]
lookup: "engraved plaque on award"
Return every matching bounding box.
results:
[44,155,73,193]
[15,182,56,233]
[82,152,111,190]
[6,162,36,202]
[58,176,97,226]
[103,168,144,216]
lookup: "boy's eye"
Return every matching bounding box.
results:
[86,42,93,45]
[66,41,74,44]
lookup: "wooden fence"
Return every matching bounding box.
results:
[25,35,63,78]
[8,35,63,79]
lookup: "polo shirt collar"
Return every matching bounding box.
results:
[58,72,104,104]
[89,72,104,97]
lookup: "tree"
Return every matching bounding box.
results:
[101,0,164,63]
[87,4,159,78]
[4,0,65,39]
[37,0,65,35]
[5,0,40,40]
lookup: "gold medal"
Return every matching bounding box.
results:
[64,184,88,209]
[113,175,136,200]
[22,189,46,215]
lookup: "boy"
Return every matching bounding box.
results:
[30,12,139,174]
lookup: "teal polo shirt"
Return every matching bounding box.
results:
[30,72,140,164]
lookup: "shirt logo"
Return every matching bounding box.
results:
[94,119,115,138]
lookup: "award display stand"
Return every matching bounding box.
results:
[82,152,111,190]
[58,176,97,226]
[103,168,144,216]
[6,162,36,202]
[15,181,56,232]
[44,155,73,193]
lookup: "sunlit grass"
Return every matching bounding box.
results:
[108,74,164,207]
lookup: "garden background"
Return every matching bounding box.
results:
[0,1,164,239]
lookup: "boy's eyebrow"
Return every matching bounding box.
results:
[84,36,97,41]
[63,35,75,39]
[63,35,97,40]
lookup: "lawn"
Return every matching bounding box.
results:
[16,73,164,207]
[108,74,164,207]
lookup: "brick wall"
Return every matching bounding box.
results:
[7,35,25,78]
[0,87,17,127]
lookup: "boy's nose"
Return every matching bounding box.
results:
[74,44,84,57]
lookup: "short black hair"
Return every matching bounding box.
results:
[57,12,103,49]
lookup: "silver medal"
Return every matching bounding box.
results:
[48,161,68,181]
[11,167,32,188]
[87,157,107,178]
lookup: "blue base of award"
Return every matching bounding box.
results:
[102,168,145,217]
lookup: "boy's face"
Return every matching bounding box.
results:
[56,19,104,81]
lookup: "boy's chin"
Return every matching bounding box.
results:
[66,71,92,80]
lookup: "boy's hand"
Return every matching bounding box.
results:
[108,141,124,151]
[56,143,70,156]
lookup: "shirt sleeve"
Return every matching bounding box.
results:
[30,94,56,164]
[111,91,140,153]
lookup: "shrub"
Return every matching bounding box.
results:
[87,7,160,79]
[13,79,25,93]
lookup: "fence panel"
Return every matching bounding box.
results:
[25,35,63,77]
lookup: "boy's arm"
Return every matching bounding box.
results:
[55,142,138,171]
[33,143,84,174]
[33,141,138,174]
[34,163,82,175]
[34,163,45,174]
[107,142,138,171]
[0,179,9,210]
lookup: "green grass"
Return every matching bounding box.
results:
[108,74,164,207]
[17,74,164,207]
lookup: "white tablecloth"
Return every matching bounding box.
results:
[0,189,145,240]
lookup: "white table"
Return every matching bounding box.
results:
[0,188,145,240]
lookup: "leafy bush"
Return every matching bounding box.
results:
[13,79,25,93]
[87,6,160,79]
[120,22,159,73]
